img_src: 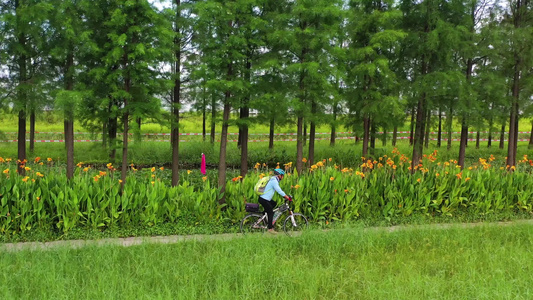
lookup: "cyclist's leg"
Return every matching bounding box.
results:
[258,197,275,229]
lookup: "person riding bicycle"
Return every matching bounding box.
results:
[259,168,292,233]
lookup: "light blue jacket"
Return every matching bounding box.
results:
[261,176,287,201]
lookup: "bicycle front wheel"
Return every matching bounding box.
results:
[283,213,308,236]
[240,214,267,234]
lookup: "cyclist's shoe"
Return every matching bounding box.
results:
[267,229,278,234]
[253,224,266,229]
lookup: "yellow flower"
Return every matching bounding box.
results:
[39,162,43,165]
[35,172,44,177]
[22,176,29,182]
[3,169,8,174]
[25,167,31,171]
[465,177,471,182]
[330,177,335,181]
[36,197,40,201]
[151,167,156,172]
[99,171,106,176]
[151,181,155,185]
[119,179,123,183]
[0,157,4,163]
[259,173,265,179]
[107,163,113,169]
[468,167,473,170]
[294,185,301,189]
[202,176,207,182]
[76,162,84,168]
[83,167,90,172]
[151,174,155,178]
[417,178,421,183]
[187,170,192,174]
[302,158,307,163]
[436,173,440,177]
[47,158,52,162]
[160,167,164,171]
[6,158,11,162]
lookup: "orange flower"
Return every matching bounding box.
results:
[436,173,440,177]
[202,176,207,182]
[99,171,107,176]
[302,158,307,163]
[417,178,421,183]
[159,167,164,171]
[151,167,156,172]
[83,167,90,172]
[2,169,8,174]
[25,167,31,171]
[34,157,41,163]
[328,158,332,162]
[22,176,29,182]
[456,172,462,179]
[330,177,335,181]
[465,177,471,182]
[344,189,349,193]
[35,172,44,177]
[47,158,52,162]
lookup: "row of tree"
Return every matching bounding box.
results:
[1,0,532,202]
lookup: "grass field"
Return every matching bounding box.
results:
[2,223,533,299]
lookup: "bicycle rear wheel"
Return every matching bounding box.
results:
[240,214,267,234]
[283,213,308,236]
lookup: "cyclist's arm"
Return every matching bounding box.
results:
[272,179,287,197]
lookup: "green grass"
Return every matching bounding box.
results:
[1,138,532,169]
[2,223,533,299]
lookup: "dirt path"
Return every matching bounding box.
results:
[2,219,533,252]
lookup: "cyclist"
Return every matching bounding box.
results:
[259,168,292,233]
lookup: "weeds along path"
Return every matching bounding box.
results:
[2,219,533,252]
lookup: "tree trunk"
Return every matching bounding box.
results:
[437,108,442,148]
[370,119,376,152]
[362,115,370,158]
[120,56,131,193]
[411,55,428,172]
[218,99,231,204]
[297,116,304,174]
[424,110,431,148]
[296,48,306,175]
[447,105,453,150]
[218,53,232,204]
[29,110,35,152]
[308,101,316,165]
[458,118,468,169]
[529,122,533,148]
[202,86,207,142]
[488,117,493,148]
[109,114,117,162]
[409,106,415,146]
[135,117,142,143]
[392,125,398,147]
[16,1,27,176]
[303,121,307,147]
[17,109,26,176]
[330,104,337,146]
[499,121,505,149]
[172,0,181,186]
[240,56,251,178]
[65,48,74,180]
[269,117,274,150]
[476,130,480,149]
[210,93,216,144]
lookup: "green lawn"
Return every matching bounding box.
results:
[1,223,533,299]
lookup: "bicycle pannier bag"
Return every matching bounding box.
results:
[245,203,260,212]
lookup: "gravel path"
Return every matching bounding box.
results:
[2,219,532,252]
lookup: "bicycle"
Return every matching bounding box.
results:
[240,196,308,236]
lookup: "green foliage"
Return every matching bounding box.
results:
[2,147,533,235]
